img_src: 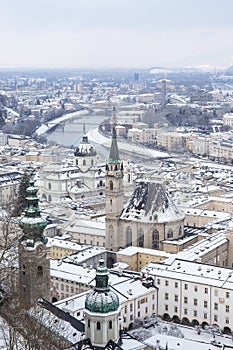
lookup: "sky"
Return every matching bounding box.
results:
[0,0,233,69]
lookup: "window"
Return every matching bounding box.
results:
[109,321,112,329]
[138,312,140,317]
[184,297,188,304]
[83,159,86,166]
[226,318,229,324]
[61,284,64,291]
[124,306,127,313]
[204,301,208,308]
[165,304,168,311]
[138,301,140,309]
[165,280,169,287]
[226,292,230,298]
[205,288,208,294]
[194,286,198,292]
[130,303,133,312]
[88,319,90,328]
[97,322,101,330]
[174,306,178,313]
[145,307,148,314]
[137,228,144,248]
[109,181,113,191]
[157,279,160,285]
[214,289,218,297]
[126,226,132,247]
[204,313,207,319]
[130,315,133,321]
[175,282,178,288]
[184,308,187,315]
[226,305,229,313]
[37,266,43,277]
[152,229,159,249]
[194,310,197,317]
[165,293,169,300]
[167,228,173,239]
[184,284,188,290]
[175,295,178,302]
[214,315,218,322]
[214,303,218,311]
[194,299,198,306]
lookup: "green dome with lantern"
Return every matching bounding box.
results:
[19,179,48,244]
[85,259,119,314]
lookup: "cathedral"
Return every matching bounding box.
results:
[105,126,185,252]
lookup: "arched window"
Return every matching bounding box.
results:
[83,159,86,166]
[109,320,113,329]
[152,229,159,249]
[179,226,182,236]
[100,180,103,187]
[167,229,173,239]
[37,266,43,277]
[126,226,132,247]
[97,321,101,330]
[48,194,52,202]
[137,228,144,247]
[109,181,113,191]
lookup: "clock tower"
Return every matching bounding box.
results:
[105,126,124,251]
[18,179,50,309]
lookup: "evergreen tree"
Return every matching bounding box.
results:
[12,172,31,217]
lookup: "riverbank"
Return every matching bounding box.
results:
[36,109,90,136]
[86,127,169,160]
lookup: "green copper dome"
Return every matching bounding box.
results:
[19,179,47,244]
[85,259,119,314]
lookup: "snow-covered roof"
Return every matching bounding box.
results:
[121,181,185,223]
[142,258,233,289]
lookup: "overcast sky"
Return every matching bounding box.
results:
[0,0,233,68]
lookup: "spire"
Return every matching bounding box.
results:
[109,127,120,163]
[19,179,47,244]
[85,259,119,313]
[94,259,110,292]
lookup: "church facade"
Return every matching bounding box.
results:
[105,128,185,252]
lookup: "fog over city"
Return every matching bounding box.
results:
[0,0,233,68]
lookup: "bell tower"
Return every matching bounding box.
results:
[105,125,124,251]
[18,179,50,309]
[85,259,120,348]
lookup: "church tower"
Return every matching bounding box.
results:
[18,179,50,309]
[85,259,120,348]
[105,126,124,251]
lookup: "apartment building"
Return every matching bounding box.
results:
[142,258,233,334]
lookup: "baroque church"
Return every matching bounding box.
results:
[105,126,185,252]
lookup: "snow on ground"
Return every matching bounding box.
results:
[130,320,233,350]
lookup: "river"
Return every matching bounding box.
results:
[47,113,109,150]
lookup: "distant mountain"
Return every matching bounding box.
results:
[168,47,233,69]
